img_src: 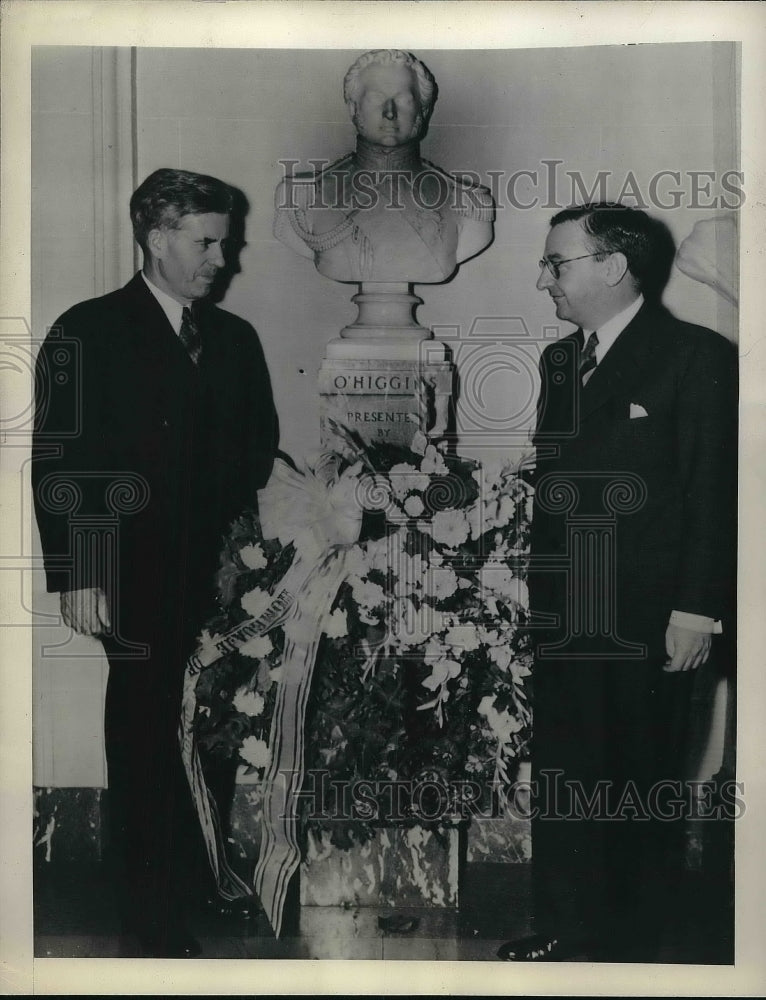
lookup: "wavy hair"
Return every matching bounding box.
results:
[551,202,675,296]
[130,168,233,251]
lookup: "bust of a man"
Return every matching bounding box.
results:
[274,50,495,284]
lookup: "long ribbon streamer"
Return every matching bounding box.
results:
[178,580,303,905]
[179,456,363,936]
[252,550,349,936]
[179,546,350,936]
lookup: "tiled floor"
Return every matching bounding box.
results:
[34,861,732,962]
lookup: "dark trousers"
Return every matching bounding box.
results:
[102,612,213,942]
[530,656,694,957]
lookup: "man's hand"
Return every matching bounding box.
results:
[60,588,111,637]
[664,623,711,672]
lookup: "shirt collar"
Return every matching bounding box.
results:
[142,271,186,335]
[585,293,644,364]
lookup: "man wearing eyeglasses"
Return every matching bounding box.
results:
[498,203,737,962]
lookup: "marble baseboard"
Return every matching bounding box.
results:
[34,785,717,878]
[230,788,465,907]
[466,815,532,863]
[300,824,460,908]
[33,787,105,864]
[228,785,532,866]
[32,784,532,870]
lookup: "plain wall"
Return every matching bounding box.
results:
[32,43,738,786]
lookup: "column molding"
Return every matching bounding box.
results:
[91,47,137,296]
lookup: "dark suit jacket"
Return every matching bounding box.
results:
[33,272,278,654]
[529,300,737,661]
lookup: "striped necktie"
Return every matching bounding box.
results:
[179,305,202,365]
[579,331,599,384]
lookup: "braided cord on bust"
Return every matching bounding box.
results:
[287,207,358,252]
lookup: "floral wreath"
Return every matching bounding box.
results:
[192,424,534,839]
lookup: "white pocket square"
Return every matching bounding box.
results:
[629,403,648,418]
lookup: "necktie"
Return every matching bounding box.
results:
[179,306,202,365]
[579,331,599,384]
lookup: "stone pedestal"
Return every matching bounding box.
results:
[318,281,454,451]
[338,283,429,341]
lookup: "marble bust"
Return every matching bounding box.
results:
[274,50,495,284]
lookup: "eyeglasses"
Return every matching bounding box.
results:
[538,253,604,280]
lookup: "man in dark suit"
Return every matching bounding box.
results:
[499,203,737,962]
[33,168,278,957]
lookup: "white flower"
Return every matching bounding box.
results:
[239,543,267,571]
[233,687,265,716]
[431,509,470,548]
[478,626,503,646]
[344,545,370,579]
[496,494,517,527]
[349,574,387,624]
[389,463,430,499]
[323,608,348,639]
[268,666,283,684]
[240,587,273,620]
[365,535,393,574]
[410,430,429,455]
[240,736,270,769]
[468,492,518,539]
[403,494,425,517]
[349,575,386,611]
[423,636,450,661]
[478,693,497,718]
[239,633,273,660]
[422,658,461,691]
[420,445,448,475]
[466,501,485,541]
[426,566,459,601]
[488,644,513,671]
[510,657,532,681]
[479,568,528,607]
[480,459,507,491]
[478,695,522,745]
[445,625,481,653]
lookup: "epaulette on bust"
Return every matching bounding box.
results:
[283,153,354,185]
[421,159,496,223]
[276,154,355,212]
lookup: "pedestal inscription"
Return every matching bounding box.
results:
[319,358,452,449]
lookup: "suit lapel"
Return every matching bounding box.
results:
[579,301,661,419]
[118,272,202,376]
[535,330,580,448]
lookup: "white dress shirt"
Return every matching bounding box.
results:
[583,292,644,364]
[142,271,185,335]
